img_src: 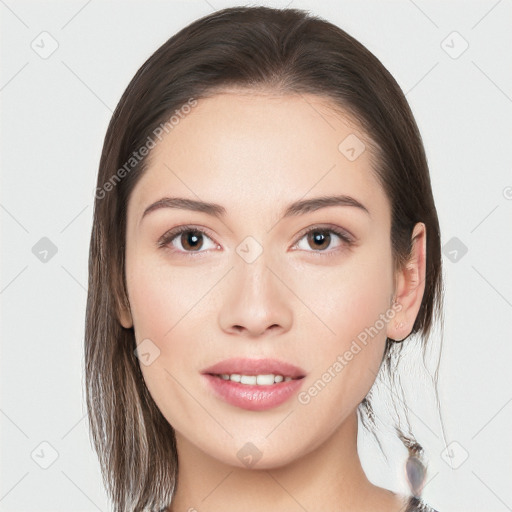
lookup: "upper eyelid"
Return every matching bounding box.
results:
[293,224,354,242]
[158,225,218,246]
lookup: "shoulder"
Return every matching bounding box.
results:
[405,496,439,512]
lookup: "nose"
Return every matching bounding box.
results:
[218,253,293,338]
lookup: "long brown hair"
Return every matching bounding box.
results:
[85,6,443,511]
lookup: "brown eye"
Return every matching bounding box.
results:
[158,226,219,255]
[294,225,353,254]
[307,230,331,251]
[180,230,204,251]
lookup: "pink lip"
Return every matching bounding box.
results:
[201,358,307,411]
[201,358,306,379]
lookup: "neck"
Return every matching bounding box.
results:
[168,411,402,512]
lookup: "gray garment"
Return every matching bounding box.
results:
[406,496,439,512]
[159,496,439,511]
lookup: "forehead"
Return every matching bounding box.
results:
[129,92,388,221]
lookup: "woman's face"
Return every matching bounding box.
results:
[121,91,399,468]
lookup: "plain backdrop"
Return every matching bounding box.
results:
[1,1,511,511]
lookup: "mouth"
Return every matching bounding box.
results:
[208,373,304,385]
[200,358,307,411]
[201,357,307,381]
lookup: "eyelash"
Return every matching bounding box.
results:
[157,224,354,259]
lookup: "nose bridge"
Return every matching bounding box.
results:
[237,245,274,301]
[217,236,293,336]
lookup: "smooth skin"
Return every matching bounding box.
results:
[118,90,426,512]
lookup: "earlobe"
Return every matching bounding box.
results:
[117,298,134,329]
[387,222,427,342]
[118,309,133,329]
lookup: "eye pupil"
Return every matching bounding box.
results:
[182,230,203,251]
[308,230,330,250]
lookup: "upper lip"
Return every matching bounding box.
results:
[201,358,306,378]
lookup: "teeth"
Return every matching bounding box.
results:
[255,374,273,385]
[218,373,295,385]
[241,375,257,385]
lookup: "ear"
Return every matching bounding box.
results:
[386,222,427,342]
[117,296,133,329]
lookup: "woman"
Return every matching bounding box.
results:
[85,6,443,511]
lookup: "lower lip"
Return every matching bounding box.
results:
[202,374,305,411]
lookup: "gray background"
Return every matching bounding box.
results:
[1,0,511,511]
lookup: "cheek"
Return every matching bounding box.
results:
[297,248,393,341]
[127,256,214,343]
[126,259,210,425]
[292,244,394,408]
[126,254,220,412]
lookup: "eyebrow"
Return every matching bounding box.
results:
[141,194,370,222]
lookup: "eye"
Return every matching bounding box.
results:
[293,225,354,254]
[157,224,354,257]
[158,226,219,255]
